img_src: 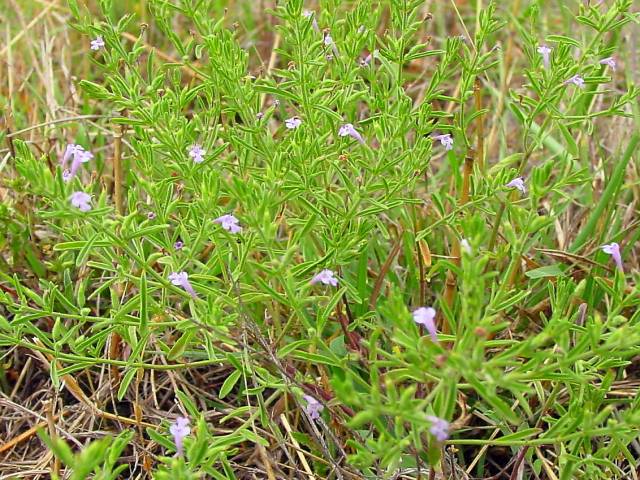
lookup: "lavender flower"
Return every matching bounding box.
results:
[214,214,242,234]
[256,112,264,120]
[68,150,93,180]
[61,144,93,182]
[70,192,92,212]
[169,417,191,456]
[537,45,552,69]
[90,36,105,51]
[426,415,450,442]
[310,269,338,287]
[324,34,333,46]
[61,143,81,168]
[302,10,320,32]
[302,394,324,420]
[601,242,623,272]
[338,123,365,144]
[285,117,302,129]
[565,75,585,88]
[169,271,198,299]
[147,212,156,220]
[505,176,526,195]
[413,307,438,343]
[174,240,184,250]
[188,144,206,164]
[599,57,616,70]
[434,133,454,151]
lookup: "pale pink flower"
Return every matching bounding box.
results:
[338,123,365,144]
[169,417,191,456]
[214,214,242,234]
[537,45,552,69]
[413,307,438,343]
[426,415,450,442]
[169,271,198,298]
[70,191,92,212]
[302,395,323,420]
[188,144,205,163]
[434,133,453,151]
[505,176,526,195]
[310,269,338,287]
[285,117,302,129]
[565,75,585,88]
[599,57,616,70]
[90,36,105,51]
[601,242,623,272]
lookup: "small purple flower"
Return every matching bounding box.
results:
[338,123,365,144]
[174,240,184,250]
[303,10,320,32]
[61,144,93,182]
[426,415,450,442]
[169,416,191,456]
[68,150,93,180]
[188,144,206,164]
[302,394,324,420]
[601,242,623,272]
[413,307,438,343]
[599,57,616,70]
[434,133,454,151]
[214,214,242,234]
[537,45,552,69]
[285,117,302,129]
[70,191,92,212]
[564,75,585,88]
[61,143,81,168]
[505,176,526,195]
[324,34,333,46]
[90,36,105,51]
[147,212,156,220]
[256,112,264,120]
[169,271,198,299]
[310,269,338,287]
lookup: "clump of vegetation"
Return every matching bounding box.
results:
[1,0,639,478]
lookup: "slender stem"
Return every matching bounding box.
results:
[474,79,485,172]
[113,127,124,215]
